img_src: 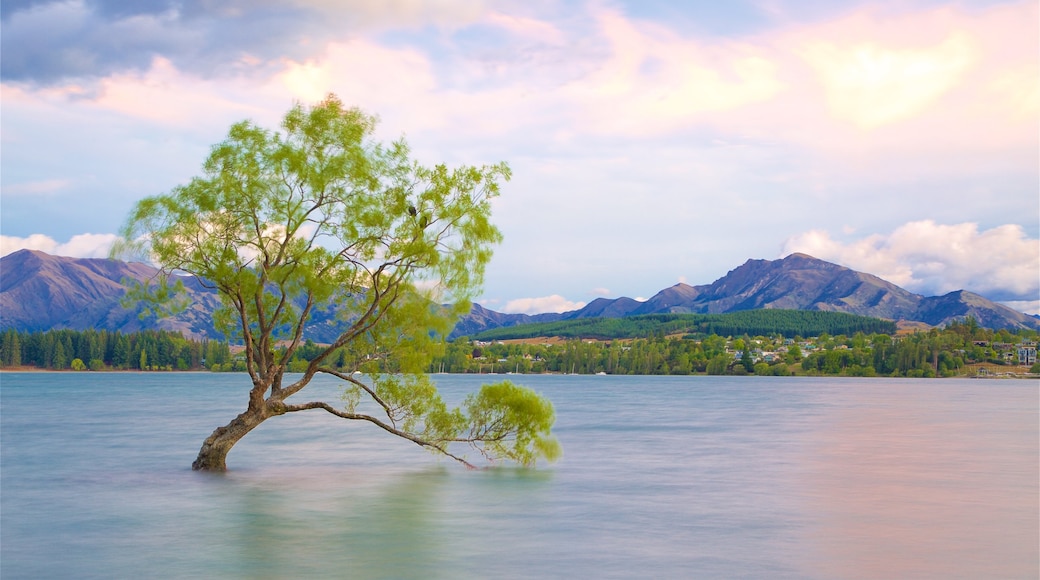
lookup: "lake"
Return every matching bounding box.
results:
[1,372,1036,579]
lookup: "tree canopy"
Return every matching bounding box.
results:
[115,95,559,471]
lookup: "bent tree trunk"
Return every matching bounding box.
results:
[192,408,275,471]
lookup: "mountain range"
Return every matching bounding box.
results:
[453,253,1038,335]
[1,249,1036,341]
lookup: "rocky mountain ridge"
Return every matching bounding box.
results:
[1,249,1035,341]
[456,253,1037,335]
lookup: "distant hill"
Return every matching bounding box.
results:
[457,253,1037,335]
[470,310,898,341]
[1,250,1035,340]
[0,250,349,342]
[449,303,564,338]
[0,249,223,337]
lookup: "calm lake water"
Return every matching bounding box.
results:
[1,372,1036,579]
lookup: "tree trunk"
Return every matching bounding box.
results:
[192,410,267,471]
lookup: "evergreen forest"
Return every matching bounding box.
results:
[2,316,1036,378]
[0,329,232,371]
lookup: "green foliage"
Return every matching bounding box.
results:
[706,353,730,375]
[785,343,803,363]
[339,375,558,465]
[7,329,221,370]
[463,381,561,466]
[433,322,1038,378]
[120,276,190,321]
[114,95,505,354]
[0,329,21,367]
[344,374,463,436]
[112,94,556,469]
[740,341,755,373]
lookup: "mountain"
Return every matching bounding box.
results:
[641,254,1026,328]
[572,296,644,319]
[0,249,349,342]
[629,283,704,315]
[467,253,1036,334]
[1,250,1035,339]
[0,249,224,337]
[450,303,564,337]
[914,290,1036,329]
[642,253,924,319]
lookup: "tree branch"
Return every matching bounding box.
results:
[313,366,395,423]
[281,401,476,468]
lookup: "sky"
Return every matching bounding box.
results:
[2,0,1038,315]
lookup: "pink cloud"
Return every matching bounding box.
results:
[782,220,1040,300]
[7,1,1034,161]
[502,295,586,315]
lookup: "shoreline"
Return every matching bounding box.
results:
[2,367,1036,379]
[0,367,213,373]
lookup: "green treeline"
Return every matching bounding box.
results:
[436,318,1038,378]
[470,310,897,341]
[0,328,231,371]
[3,317,1036,377]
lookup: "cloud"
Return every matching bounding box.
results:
[2,178,72,195]
[800,32,977,128]
[559,7,784,135]
[1,1,1035,309]
[484,11,565,44]
[0,233,120,259]
[276,39,437,114]
[590,287,612,297]
[0,0,488,85]
[1001,301,1040,316]
[290,0,485,28]
[781,221,1040,302]
[501,295,586,315]
[2,0,200,83]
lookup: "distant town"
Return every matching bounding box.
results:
[4,319,1037,379]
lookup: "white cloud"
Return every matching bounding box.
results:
[800,32,977,128]
[781,221,1040,301]
[501,295,586,315]
[0,233,120,259]
[1001,300,1040,316]
[560,8,784,136]
[590,287,611,296]
[1,2,1035,310]
[294,0,486,29]
[3,179,73,196]
[484,11,565,44]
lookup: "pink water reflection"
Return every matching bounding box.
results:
[799,384,1039,579]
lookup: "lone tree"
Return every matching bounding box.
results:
[115,95,559,471]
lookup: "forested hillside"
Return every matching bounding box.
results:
[468,310,897,341]
[0,329,231,371]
